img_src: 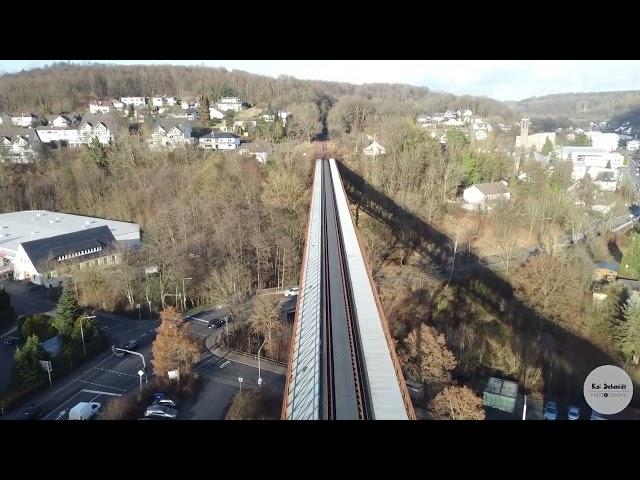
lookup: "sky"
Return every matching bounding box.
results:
[1,60,640,102]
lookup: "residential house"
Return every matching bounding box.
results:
[180,97,200,110]
[120,97,148,107]
[171,108,198,121]
[628,140,640,152]
[151,97,164,107]
[0,131,40,163]
[111,99,124,110]
[165,97,177,107]
[217,97,244,112]
[209,106,225,120]
[362,139,386,156]
[239,140,274,163]
[475,130,488,141]
[444,118,464,127]
[37,114,114,146]
[198,131,241,150]
[462,181,511,211]
[278,110,290,126]
[593,171,618,192]
[149,121,193,150]
[10,113,36,127]
[89,100,113,114]
[50,115,73,128]
[78,119,112,145]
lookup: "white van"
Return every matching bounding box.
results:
[68,402,102,420]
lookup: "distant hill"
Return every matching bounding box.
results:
[514,90,640,123]
[0,62,515,121]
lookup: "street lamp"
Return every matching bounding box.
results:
[182,277,192,312]
[78,307,103,359]
[257,333,270,387]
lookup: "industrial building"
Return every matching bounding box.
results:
[0,210,140,284]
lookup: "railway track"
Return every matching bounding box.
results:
[320,155,367,419]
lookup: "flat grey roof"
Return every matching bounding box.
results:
[0,210,139,258]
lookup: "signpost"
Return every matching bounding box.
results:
[138,370,144,391]
[238,377,243,392]
[39,360,53,388]
[137,303,141,321]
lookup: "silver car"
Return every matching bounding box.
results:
[144,404,179,419]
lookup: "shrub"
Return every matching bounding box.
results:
[226,386,283,420]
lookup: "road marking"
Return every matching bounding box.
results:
[219,360,230,369]
[137,334,146,339]
[43,390,86,419]
[80,389,122,397]
[94,367,137,378]
[78,380,126,392]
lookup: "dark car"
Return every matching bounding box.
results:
[207,318,227,329]
[3,336,19,345]
[21,404,43,420]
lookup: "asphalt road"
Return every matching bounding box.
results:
[1,291,286,420]
[0,279,160,394]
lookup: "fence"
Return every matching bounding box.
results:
[224,347,288,368]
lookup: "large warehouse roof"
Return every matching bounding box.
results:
[0,210,140,258]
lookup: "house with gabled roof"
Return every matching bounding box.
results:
[150,120,193,149]
[10,113,37,127]
[363,139,386,156]
[89,100,113,114]
[198,131,241,150]
[462,181,511,211]
[0,128,41,163]
[239,140,274,163]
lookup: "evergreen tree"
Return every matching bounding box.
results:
[541,137,554,155]
[223,110,235,131]
[273,116,285,143]
[199,97,210,124]
[14,334,46,383]
[618,295,640,362]
[52,286,82,337]
[87,137,108,171]
[592,282,627,340]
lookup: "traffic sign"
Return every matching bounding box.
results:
[138,370,144,377]
[238,377,243,383]
[39,360,52,372]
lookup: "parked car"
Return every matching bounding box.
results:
[20,404,42,420]
[567,405,580,420]
[153,392,167,403]
[208,317,228,329]
[144,404,178,419]
[154,397,179,408]
[3,336,19,345]
[284,287,299,297]
[543,401,558,420]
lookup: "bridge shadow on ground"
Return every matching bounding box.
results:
[338,161,639,406]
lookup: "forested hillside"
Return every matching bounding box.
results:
[0,62,514,120]
[514,90,640,123]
